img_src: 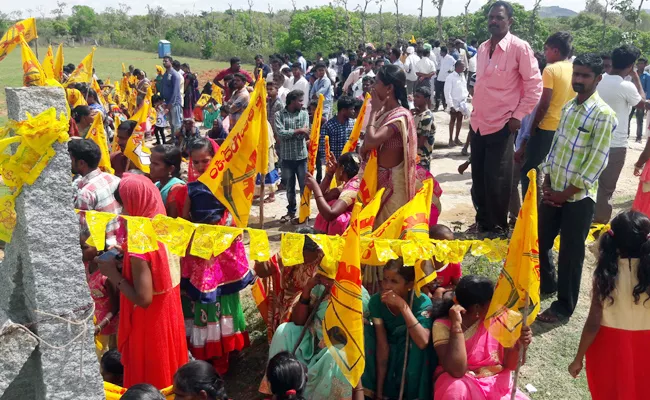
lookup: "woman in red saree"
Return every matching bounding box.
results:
[97,173,188,389]
[432,275,531,399]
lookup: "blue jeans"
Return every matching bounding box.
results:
[169,104,182,135]
[282,158,307,215]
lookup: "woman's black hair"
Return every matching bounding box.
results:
[152,144,182,178]
[376,65,409,109]
[118,120,138,136]
[188,137,216,158]
[383,257,415,283]
[430,275,495,320]
[100,349,123,376]
[72,105,91,123]
[121,383,165,400]
[173,360,228,400]
[337,152,360,180]
[266,351,307,400]
[295,226,323,253]
[595,210,650,305]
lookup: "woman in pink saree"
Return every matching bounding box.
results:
[432,275,532,399]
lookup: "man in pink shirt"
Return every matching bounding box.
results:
[470,1,542,235]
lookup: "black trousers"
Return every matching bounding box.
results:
[470,125,514,232]
[539,198,595,317]
[521,128,555,196]
[153,126,167,144]
[628,106,645,140]
[434,80,447,110]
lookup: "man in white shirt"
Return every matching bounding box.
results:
[416,48,437,92]
[434,46,456,111]
[343,58,374,95]
[432,40,442,70]
[290,63,310,107]
[296,50,307,73]
[268,57,292,89]
[390,47,405,71]
[445,60,470,146]
[595,44,647,223]
[404,46,421,95]
[455,39,469,70]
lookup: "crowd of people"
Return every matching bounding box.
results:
[57,0,650,398]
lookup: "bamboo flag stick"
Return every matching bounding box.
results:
[510,293,530,400]
[398,290,416,400]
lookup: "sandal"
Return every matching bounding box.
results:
[461,148,469,156]
[290,217,301,225]
[537,308,561,323]
[263,196,275,204]
[280,214,295,223]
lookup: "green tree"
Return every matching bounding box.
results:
[68,5,98,39]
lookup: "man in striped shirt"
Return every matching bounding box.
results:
[274,90,310,222]
[537,53,617,323]
[69,139,122,248]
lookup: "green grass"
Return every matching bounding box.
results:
[0,46,247,124]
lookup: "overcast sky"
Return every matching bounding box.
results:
[6,0,586,18]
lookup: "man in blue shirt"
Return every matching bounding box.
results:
[160,56,182,137]
[630,57,650,142]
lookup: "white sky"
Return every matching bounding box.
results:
[3,0,586,18]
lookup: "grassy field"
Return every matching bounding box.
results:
[0,46,242,124]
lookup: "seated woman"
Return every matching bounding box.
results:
[173,360,229,400]
[259,272,369,400]
[362,258,434,400]
[253,227,324,340]
[149,145,185,218]
[178,137,253,375]
[304,152,361,236]
[432,275,532,399]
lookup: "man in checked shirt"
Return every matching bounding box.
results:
[537,53,617,323]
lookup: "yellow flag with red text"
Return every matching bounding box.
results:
[198,77,269,227]
[299,94,324,223]
[41,45,55,80]
[65,47,95,86]
[355,149,378,207]
[87,113,114,174]
[485,169,540,348]
[322,190,381,387]
[131,86,153,134]
[0,18,37,62]
[342,93,369,155]
[92,78,109,111]
[211,83,224,104]
[123,132,151,174]
[19,35,45,87]
[53,43,64,82]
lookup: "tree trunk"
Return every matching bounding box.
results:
[268,5,274,46]
[602,0,609,43]
[529,0,542,45]
[464,0,471,41]
[379,4,385,45]
[395,0,401,42]
[635,0,646,31]
[436,1,444,41]
[419,0,424,33]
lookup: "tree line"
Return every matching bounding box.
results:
[2,0,650,63]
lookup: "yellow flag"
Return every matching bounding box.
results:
[322,197,373,387]
[0,17,37,62]
[131,87,153,134]
[122,63,126,74]
[66,88,87,108]
[355,149,378,207]
[53,43,64,82]
[41,45,55,80]
[197,77,270,227]
[196,94,211,108]
[409,35,417,44]
[299,94,324,223]
[211,83,224,104]
[65,47,95,86]
[92,78,109,111]
[19,35,45,87]
[123,131,151,174]
[342,93,369,155]
[484,169,540,348]
[86,113,114,174]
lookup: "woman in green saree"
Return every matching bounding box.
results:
[362,258,436,400]
[260,274,369,400]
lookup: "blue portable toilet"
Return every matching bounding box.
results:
[158,40,171,58]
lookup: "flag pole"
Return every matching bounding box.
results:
[292,288,330,354]
[259,181,265,228]
[34,39,39,60]
[510,293,530,400]
[398,290,416,400]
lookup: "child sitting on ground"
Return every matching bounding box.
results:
[101,349,124,387]
[304,152,361,235]
[425,224,462,299]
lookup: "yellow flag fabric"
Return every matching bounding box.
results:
[66,88,87,108]
[0,17,37,62]
[341,93,369,155]
[356,149,378,207]
[41,45,55,80]
[53,43,64,82]
[324,136,332,164]
[299,94,324,223]
[484,169,540,348]
[322,201,367,387]
[65,47,95,86]
[123,131,151,173]
[211,83,224,104]
[92,78,109,111]
[86,113,114,175]
[19,35,45,87]
[104,382,174,400]
[198,77,269,227]
[409,35,417,44]
[131,86,153,134]
[196,94,211,108]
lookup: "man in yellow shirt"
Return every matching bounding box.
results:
[521,32,576,195]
